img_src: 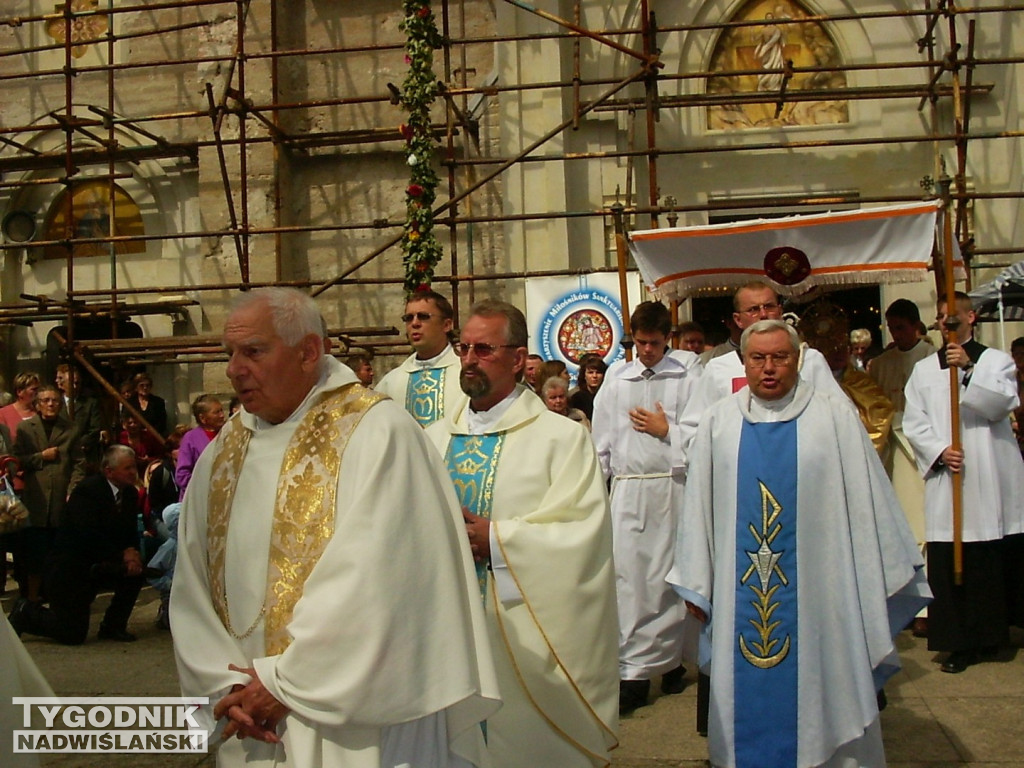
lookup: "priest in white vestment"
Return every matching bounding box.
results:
[903,292,1024,673]
[670,320,930,768]
[172,288,500,767]
[427,300,619,768]
[591,301,701,714]
[377,290,466,426]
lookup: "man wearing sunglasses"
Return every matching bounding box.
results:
[427,300,619,768]
[377,290,466,427]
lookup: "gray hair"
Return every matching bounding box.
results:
[740,319,801,356]
[468,300,529,348]
[232,288,324,347]
[540,376,568,397]
[102,444,136,470]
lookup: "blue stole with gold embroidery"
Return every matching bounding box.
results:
[407,368,446,426]
[444,433,505,601]
[734,419,798,768]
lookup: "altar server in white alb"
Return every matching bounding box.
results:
[591,300,701,715]
[670,319,929,768]
[377,290,466,426]
[172,287,500,767]
[427,300,619,768]
[903,291,1024,674]
[678,281,847,460]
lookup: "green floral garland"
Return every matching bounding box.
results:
[399,0,443,295]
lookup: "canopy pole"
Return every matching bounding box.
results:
[940,180,965,586]
[611,202,634,362]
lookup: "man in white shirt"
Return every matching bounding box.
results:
[427,300,619,768]
[377,290,465,426]
[904,291,1024,673]
[592,301,702,714]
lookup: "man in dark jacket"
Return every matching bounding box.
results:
[9,445,145,644]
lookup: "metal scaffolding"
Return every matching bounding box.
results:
[0,0,1020,381]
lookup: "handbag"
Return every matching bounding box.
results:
[0,455,29,535]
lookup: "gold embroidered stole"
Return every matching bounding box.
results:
[206,383,385,655]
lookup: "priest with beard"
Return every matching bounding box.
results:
[669,319,929,768]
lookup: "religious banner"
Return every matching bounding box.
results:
[525,273,643,383]
[628,200,964,302]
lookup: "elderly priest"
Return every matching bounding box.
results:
[669,319,929,768]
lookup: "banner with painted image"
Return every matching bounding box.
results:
[525,273,643,384]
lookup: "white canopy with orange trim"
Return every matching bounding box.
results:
[627,200,964,301]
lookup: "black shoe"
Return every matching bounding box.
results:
[661,665,686,695]
[97,626,137,642]
[7,597,28,637]
[876,689,888,711]
[911,617,928,638]
[619,679,650,716]
[940,650,976,674]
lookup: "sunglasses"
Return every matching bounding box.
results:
[401,312,437,323]
[452,343,518,360]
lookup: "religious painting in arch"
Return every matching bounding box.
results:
[706,0,849,131]
[38,179,146,261]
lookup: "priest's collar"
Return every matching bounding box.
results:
[413,346,451,368]
[466,386,521,434]
[739,379,812,424]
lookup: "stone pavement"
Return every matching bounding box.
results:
[5,586,1024,767]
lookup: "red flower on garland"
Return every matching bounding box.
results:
[417,6,430,18]
[407,184,425,198]
[399,123,414,141]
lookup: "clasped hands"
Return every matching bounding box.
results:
[213,664,289,743]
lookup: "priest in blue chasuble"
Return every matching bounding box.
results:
[427,300,619,768]
[669,319,930,768]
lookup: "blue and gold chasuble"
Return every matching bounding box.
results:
[407,368,447,427]
[734,419,799,768]
[444,433,505,601]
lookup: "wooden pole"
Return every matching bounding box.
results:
[611,202,634,362]
[940,182,964,586]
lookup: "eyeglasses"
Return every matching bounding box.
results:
[453,342,518,360]
[37,397,61,404]
[401,311,437,324]
[738,302,781,317]
[745,352,794,368]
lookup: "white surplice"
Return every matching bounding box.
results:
[670,381,930,768]
[376,346,467,426]
[172,358,500,768]
[591,350,702,679]
[903,345,1024,542]
[1,614,53,768]
[427,387,619,768]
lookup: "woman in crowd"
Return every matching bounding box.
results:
[126,372,168,436]
[541,376,591,431]
[0,372,40,440]
[569,354,607,422]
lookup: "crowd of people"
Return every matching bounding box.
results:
[4,282,1023,768]
[3,363,230,643]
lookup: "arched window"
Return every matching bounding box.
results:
[707,0,848,131]
[38,180,146,260]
